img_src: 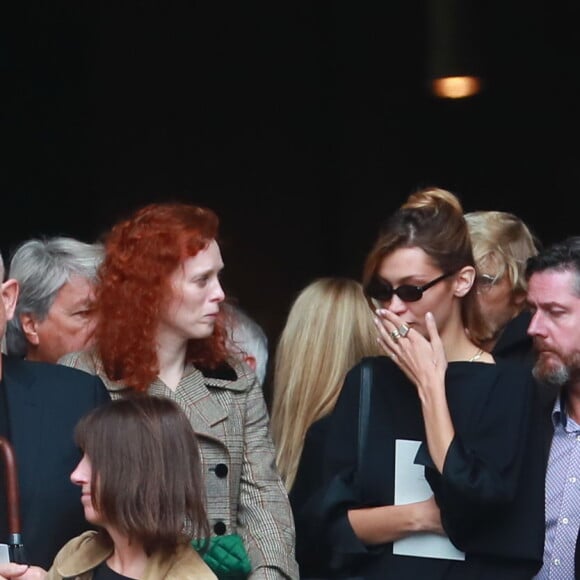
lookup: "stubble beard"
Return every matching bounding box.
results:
[533,350,580,388]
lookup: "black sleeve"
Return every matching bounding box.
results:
[425,365,539,548]
[303,359,383,573]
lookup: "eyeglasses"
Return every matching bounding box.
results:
[364,271,456,303]
[475,273,501,292]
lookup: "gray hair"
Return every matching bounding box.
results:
[6,237,104,357]
[224,303,269,386]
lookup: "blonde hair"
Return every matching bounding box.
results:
[270,277,382,490]
[465,210,540,296]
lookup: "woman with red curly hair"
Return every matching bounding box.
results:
[59,202,298,580]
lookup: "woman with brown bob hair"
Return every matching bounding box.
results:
[301,187,545,579]
[45,395,215,579]
[59,202,298,579]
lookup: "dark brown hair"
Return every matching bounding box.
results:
[363,186,488,344]
[74,395,210,556]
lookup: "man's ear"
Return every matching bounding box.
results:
[454,266,476,298]
[513,289,527,307]
[20,313,40,345]
[244,355,257,372]
[1,279,19,321]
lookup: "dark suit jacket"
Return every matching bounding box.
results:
[492,310,535,368]
[0,356,110,569]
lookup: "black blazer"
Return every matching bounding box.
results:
[0,356,111,569]
[300,356,545,580]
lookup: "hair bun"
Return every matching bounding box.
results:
[402,187,464,215]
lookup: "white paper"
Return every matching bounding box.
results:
[393,439,465,561]
[0,544,10,564]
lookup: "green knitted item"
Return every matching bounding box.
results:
[192,534,251,579]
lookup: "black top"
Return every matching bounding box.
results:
[94,561,136,579]
[294,356,546,579]
[290,415,331,578]
[492,310,558,459]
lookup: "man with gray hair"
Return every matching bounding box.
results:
[223,302,269,387]
[6,237,103,363]
[0,251,110,573]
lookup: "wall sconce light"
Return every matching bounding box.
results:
[427,0,484,99]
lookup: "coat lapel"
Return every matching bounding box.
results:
[66,350,250,444]
[170,369,230,439]
[94,356,248,441]
[167,363,248,441]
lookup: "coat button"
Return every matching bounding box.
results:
[215,463,228,478]
[214,521,227,535]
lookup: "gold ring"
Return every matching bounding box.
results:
[399,324,410,338]
[390,329,401,341]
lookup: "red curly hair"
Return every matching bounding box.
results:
[95,202,229,391]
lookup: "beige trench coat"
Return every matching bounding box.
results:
[47,531,216,579]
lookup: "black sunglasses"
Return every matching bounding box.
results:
[364,271,456,303]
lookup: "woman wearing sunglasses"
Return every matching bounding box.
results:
[303,187,545,579]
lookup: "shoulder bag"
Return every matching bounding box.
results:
[191,534,251,580]
[357,358,373,473]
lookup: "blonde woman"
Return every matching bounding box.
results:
[465,210,540,363]
[271,277,381,489]
[270,277,382,577]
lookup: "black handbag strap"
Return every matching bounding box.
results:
[357,359,373,472]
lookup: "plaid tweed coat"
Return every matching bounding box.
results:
[59,349,299,580]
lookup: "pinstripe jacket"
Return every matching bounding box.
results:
[58,349,299,580]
